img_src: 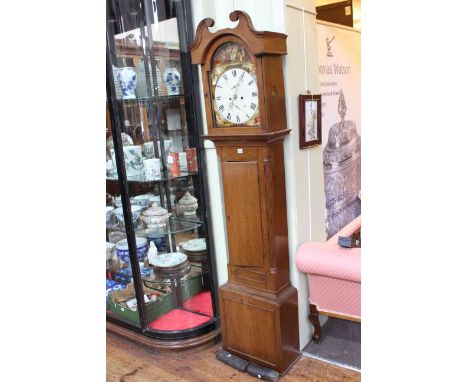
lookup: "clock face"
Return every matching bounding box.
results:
[210,41,260,128]
[214,68,259,124]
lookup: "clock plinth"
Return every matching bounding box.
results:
[219,282,300,373]
[190,11,300,373]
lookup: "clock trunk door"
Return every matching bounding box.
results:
[221,157,264,268]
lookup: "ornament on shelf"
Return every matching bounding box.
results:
[177,191,198,216]
[163,68,181,96]
[117,67,137,99]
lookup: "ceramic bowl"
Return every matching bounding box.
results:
[131,194,150,208]
[150,252,187,268]
[181,238,206,253]
[106,206,115,221]
[114,205,143,224]
[116,237,148,263]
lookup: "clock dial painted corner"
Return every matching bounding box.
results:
[210,42,260,128]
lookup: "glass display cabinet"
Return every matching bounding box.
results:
[106,0,219,344]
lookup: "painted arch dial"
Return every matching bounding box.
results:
[214,68,259,124]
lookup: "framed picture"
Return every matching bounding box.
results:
[299,94,322,149]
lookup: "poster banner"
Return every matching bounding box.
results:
[316,21,361,238]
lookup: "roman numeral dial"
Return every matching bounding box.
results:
[214,68,259,125]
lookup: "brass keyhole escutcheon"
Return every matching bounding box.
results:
[272,86,278,98]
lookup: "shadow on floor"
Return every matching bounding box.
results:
[302,317,361,370]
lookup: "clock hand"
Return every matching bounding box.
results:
[229,78,242,108]
[230,73,245,109]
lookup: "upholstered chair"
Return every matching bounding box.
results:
[295,215,361,342]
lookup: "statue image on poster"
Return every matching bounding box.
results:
[323,89,361,238]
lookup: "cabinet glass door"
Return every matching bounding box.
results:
[106,0,217,339]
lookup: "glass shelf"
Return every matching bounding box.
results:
[135,218,202,236]
[107,170,199,184]
[108,94,185,105]
[107,217,201,236]
[170,213,203,225]
[142,265,209,288]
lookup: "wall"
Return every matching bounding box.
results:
[190,0,326,349]
[283,0,327,348]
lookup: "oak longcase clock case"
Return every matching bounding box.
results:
[190,11,300,373]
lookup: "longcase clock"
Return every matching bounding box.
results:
[190,11,300,373]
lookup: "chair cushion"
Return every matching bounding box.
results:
[296,242,361,283]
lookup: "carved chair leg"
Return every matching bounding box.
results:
[308,304,321,343]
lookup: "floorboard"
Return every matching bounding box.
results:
[107,332,361,381]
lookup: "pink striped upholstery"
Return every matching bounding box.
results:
[295,216,361,319]
[308,275,360,318]
[296,243,360,282]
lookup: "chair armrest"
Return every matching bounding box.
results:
[327,215,361,245]
[295,242,361,283]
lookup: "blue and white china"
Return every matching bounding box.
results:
[177,191,198,216]
[163,68,181,96]
[114,205,143,225]
[106,279,126,302]
[112,65,124,99]
[116,237,148,263]
[131,194,150,208]
[106,206,115,221]
[117,67,137,99]
[123,145,144,176]
[147,228,166,252]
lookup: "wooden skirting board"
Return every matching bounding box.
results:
[321,311,361,322]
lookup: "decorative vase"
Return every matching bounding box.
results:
[140,203,171,229]
[168,152,180,176]
[163,68,181,96]
[117,67,137,99]
[122,145,144,176]
[178,191,198,216]
[186,148,198,172]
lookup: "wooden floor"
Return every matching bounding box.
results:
[107,332,361,382]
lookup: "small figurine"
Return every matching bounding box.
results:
[148,241,158,258]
